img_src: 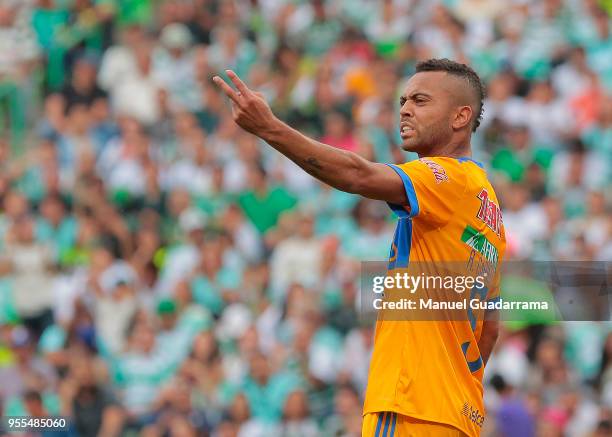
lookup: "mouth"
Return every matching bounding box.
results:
[400,123,416,139]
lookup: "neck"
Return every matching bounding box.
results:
[418,139,472,158]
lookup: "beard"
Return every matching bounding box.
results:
[401,118,453,155]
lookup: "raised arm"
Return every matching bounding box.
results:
[213,70,407,205]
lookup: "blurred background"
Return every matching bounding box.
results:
[0,0,611,436]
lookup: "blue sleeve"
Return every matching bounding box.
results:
[385,164,420,219]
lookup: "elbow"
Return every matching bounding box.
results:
[485,319,500,344]
[491,327,500,346]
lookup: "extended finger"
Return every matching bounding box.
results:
[226,70,252,97]
[212,75,240,104]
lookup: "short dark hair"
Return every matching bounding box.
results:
[415,58,485,132]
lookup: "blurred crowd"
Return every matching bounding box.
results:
[0,0,611,436]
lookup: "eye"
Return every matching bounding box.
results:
[399,97,407,107]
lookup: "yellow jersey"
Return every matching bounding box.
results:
[363,157,506,437]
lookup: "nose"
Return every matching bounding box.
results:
[400,101,413,118]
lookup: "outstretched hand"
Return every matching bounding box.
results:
[212,70,279,137]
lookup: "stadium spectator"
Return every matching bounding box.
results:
[0,1,610,435]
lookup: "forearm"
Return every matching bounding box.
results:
[261,118,373,194]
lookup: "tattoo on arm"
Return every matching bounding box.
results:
[304,157,323,172]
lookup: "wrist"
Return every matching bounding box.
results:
[260,117,286,143]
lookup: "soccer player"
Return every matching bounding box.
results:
[214,58,505,437]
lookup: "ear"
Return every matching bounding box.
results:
[452,105,473,130]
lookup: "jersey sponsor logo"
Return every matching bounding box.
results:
[419,158,449,184]
[461,225,499,266]
[461,402,485,427]
[476,189,503,237]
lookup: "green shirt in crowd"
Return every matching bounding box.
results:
[238,186,297,235]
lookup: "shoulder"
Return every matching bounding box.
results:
[394,157,469,188]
